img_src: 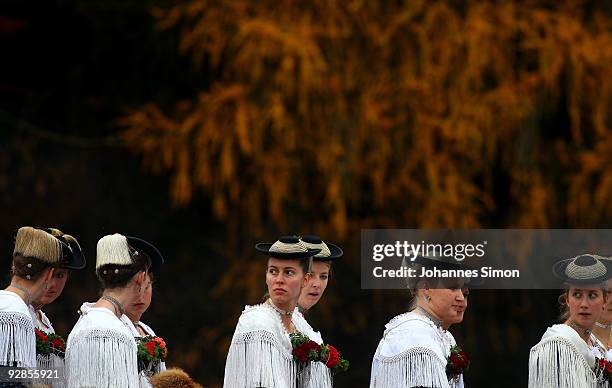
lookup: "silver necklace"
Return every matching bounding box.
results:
[568,320,592,337]
[267,299,292,316]
[10,283,33,306]
[416,306,443,328]
[101,295,125,317]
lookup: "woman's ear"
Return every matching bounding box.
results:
[302,272,312,288]
[44,267,55,283]
[135,270,146,286]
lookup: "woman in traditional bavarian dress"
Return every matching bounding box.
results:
[294,235,343,388]
[223,236,319,388]
[119,238,166,385]
[370,253,469,388]
[529,254,612,388]
[30,228,86,387]
[1,227,82,373]
[65,233,161,388]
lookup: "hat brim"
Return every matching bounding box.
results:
[127,236,164,272]
[60,239,86,270]
[255,243,321,259]
[314,243,343,261]
[552,257,612,285]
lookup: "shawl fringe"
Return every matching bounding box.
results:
[529,336,597,388]
[371,347,449,388]
[65,328,139,388]
[0,311,36,367]
[224,329,308,388]
[306,361,333,388]
[37,353,65,387]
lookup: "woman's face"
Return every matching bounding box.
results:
[567,285,606,329]
[599,280,612,323]
[298,261,330,311]
[39,269,69,306]
[127,271,153,322]
[266,258,308,310]
[425,280,469,327]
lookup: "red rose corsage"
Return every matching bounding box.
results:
[290,332,322,363]
[319,344,349,373]
[446,345,469,381]
[290,332,349,374]
[35,329,66,358]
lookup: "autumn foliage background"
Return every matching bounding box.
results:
[1,1,611,386]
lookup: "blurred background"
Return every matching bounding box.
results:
[1,1,611,386]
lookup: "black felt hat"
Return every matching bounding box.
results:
[126,236,165,273]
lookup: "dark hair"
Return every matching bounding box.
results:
[96,251,152,290]
[11,254,52,281]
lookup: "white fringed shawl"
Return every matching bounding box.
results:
[293,310,333,388]
[0,290,36,368]
[65,303,139,388]
[224,303,307,388]
[370,312,464,388]
[528,324,599,388]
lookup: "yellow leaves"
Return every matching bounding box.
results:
[120,0,612,236]
[235,101,251,155]
[568,132,612,226]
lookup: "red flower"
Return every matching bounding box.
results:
[600,359,607,369]
[325,345,340,368]
[51,338,65,351]
[292,340,321,363]
[153,337,166,348]
[459,351,469,369]
[449,353,463,374]
[35,329,48,343]
[145,341,156,356]
[606,361,612,374]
